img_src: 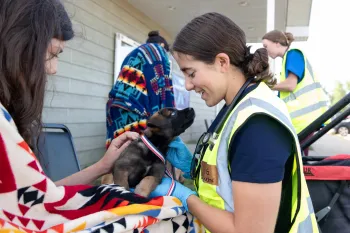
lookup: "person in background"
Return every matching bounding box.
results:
[147,12,319,233]
[146,30,170,51]
[105,43,174,148]
[104,42,193,184]
[0,0,202,232]
[262,30,329,155]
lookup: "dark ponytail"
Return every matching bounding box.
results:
[244,47,276,87]
[146,30,169,51]
[172,12,275,87]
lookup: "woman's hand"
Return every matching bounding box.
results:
[97,131,139,175]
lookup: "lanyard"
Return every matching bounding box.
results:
[140,135,175,196]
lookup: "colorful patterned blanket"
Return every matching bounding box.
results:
[0,104,204,233]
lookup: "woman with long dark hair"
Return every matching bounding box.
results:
[0,1,202,232]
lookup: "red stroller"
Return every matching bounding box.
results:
[299,93,350,233]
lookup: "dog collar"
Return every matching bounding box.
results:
[140,135,175,196]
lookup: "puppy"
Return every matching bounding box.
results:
[111,107,195,197]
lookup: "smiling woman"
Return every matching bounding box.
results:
[146,12,321,233]
[173,15,275,107]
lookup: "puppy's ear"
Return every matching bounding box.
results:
[144,120,163,138]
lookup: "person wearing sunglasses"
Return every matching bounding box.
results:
[148,13,319,233]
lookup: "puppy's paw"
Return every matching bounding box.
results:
[134,186,151,197]
[134,176,157,197]
[101,173,114,184]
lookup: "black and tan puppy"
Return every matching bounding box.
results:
[112,107,195,197]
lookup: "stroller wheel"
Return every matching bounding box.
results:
[338,126,349,136]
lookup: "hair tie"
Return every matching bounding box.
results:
[283,32,289,45]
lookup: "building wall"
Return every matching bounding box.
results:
[42,0,172,169]
[42,0,217,168]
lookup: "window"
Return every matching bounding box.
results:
[114,33,140,83]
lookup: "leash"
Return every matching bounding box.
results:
[140,135,175,196]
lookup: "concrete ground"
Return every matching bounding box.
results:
[309,133,350,157]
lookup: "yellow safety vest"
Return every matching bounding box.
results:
[280,49,329,133]
[194,82,319,233]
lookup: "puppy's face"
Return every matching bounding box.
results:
[144,107,195,141]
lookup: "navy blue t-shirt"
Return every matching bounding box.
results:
[208,83,293,183]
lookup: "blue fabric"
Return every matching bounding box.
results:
[106,43,174,148]
[278,50,305,97]
[166,137,193,178]
[285,50,305,83]
[208,82,293,184]
[1,108,12,122]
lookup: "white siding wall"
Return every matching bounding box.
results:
[42,0,218,168]
[42,0,172,169]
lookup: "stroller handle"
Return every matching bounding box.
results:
[298,92,350,146]
[300,106,350,150]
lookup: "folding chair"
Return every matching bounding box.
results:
[35,123,81,182]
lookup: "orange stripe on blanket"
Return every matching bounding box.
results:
[67,222,86,233]
[107,204,161,216]
[0,229,25,233]
[50,224,64,233]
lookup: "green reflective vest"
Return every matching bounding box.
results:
[280,49,329,133]
[194,82,319,233]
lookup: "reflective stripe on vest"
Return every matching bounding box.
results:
[280,49,328,133]
[196,83,319,233]
[296,197,315,233]
[283,82,322,103]
[215,97,296,212]
[290,101,328,119]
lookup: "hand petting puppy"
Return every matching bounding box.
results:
[98,131,139,175]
